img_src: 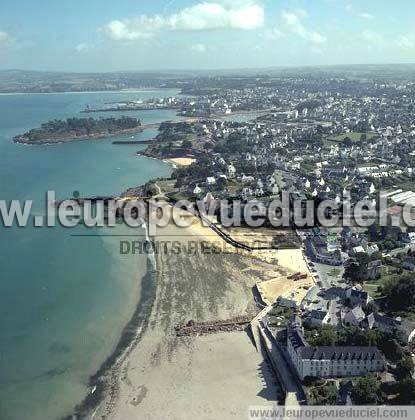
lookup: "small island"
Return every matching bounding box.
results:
[13,116,142,144]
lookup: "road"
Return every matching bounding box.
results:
[251,306,307,405]
[259,322,307,405]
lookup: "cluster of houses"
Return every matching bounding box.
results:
[178,85,282,117]
[273,258,415,383]
[304,228,345,266]
[281,281,415,381]
[180,111,414,215]
[276,256,415,383]
[303,285,405,334]
[157,75,415,394]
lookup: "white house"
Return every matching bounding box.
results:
[193,184,202,195]
[206,176,216,186]
[227,164,236,179]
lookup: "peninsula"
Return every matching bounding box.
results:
[13,116,142,145]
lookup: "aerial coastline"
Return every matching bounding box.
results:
[84,213,291,420]
[4,0,415,416]
[5,65,415,418]
[63,147,308,419]
[47,92,316,418]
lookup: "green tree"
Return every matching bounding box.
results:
[344,252,370,282]
[382,273,415,312]
[352,375,383,405]
[342,137,353,147]
[378,336,404,363]
[397,378,415,404]
[395,355,415,381]
[310,325,337,346]
[338,326,379,346]
[309,382,338,405]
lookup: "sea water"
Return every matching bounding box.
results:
[0,90,177,419]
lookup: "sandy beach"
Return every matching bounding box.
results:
[164,157,196,167]
[90,217,283,420]
[252,248,314,305]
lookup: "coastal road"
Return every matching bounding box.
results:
[259,323,307,405]
[250,305,306,404]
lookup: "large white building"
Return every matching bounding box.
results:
[287,317,385,380]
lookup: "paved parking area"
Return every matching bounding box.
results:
[313,262,345,289]
[301,261,346,316]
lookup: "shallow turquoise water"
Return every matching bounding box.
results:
[0,90,177,419]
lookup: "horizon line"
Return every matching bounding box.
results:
[2,62,415,75]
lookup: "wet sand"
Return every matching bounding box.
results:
[92,220,281,420]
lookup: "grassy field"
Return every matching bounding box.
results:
[327,268,341,278]
[325,132,376,144]
[363,266,398,299]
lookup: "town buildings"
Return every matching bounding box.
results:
[287,316,385,380]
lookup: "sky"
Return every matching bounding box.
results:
[0,0,414,72]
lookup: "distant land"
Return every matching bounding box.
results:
[0,69,186,93]
[2,64,415,94]
[13,116,142,145]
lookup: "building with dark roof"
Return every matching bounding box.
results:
[346,287,370,307]
[287,317,385,380]
[364,313,400,332]
[305,309,329,327]
[304,236,343,266]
